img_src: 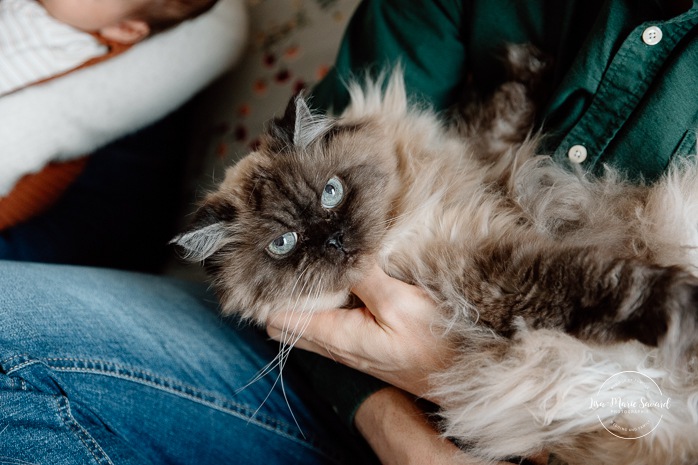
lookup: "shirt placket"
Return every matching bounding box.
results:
[553,8,698,172]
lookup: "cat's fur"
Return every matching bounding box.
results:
[174,48,698,464]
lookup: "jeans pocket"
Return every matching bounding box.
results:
[0,388,114,465]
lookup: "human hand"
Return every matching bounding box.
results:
[266,263,453,401]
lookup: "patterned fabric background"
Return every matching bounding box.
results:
[186,0,360,194]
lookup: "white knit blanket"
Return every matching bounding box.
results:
[0,0,248,196]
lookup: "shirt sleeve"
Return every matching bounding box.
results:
[312,0,468,114]
[289,350,390,433]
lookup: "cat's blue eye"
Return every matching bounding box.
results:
[321,176,344,209]
[266,232,298,257]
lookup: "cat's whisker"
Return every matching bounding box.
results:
[234,352,285,394]
[278,278,325,366]
[320,340,339,364]
[246,363,284,425]
[237,282,318,433]
[235,269,313,395]
[286,284,320,349]
[277,269,314,358]
[275,281,320,371]
[278,375,305,439]
[269,271,320,381]
[274,331,308,439]
[271,280,323,438]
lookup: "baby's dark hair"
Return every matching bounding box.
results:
[137,0,219,32]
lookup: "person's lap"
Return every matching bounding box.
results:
[0,260,373,464]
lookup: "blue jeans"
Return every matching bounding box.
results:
[0,261,378,464]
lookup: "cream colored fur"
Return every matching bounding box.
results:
[339,73,698,464]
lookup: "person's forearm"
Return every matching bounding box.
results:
[354,387,506,465]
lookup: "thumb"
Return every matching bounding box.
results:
[351,264,414,319]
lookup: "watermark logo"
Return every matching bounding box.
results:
[589,371,671,439]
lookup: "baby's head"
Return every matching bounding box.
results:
[39,0,218,44]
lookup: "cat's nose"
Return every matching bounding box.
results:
[325,231,344,250]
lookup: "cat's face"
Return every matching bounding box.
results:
[173,95,401,323]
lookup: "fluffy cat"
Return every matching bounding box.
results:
[173,48,698,464]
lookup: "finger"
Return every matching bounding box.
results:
[351,264,400,313]
[266,323,327,355]
[267,312,396,387]
[352,265,429,326]
[266,307,374,360]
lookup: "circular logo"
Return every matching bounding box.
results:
[588,371,671,439]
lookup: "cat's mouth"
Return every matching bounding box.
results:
[326,247,359,266]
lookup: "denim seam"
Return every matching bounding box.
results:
[3,355,340,462]
[4,355,266,423]
[55,396,115,465]
[1,355,37,376]
[43,357,338,462]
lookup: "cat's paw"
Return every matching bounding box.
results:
[657,272,698,369]
[503,43,552,90]
[620,266,698,369]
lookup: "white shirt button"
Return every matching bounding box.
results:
[568,145,588,163]
[642,26,663,46]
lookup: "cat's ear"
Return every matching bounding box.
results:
[263,93,334,152]
[170,201,236,262]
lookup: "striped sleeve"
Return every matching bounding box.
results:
[0,0,106,96]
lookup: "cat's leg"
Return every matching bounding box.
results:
[504,245,696,364]
[453,44,551,162]
[434,241,698,367]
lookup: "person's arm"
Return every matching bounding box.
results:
[355,387,513,465]
[271,266,551,465]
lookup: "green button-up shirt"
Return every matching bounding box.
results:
[314,0,698,181]
[301,0,698,430]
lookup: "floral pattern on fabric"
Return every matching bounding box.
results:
[187,0,359,193]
